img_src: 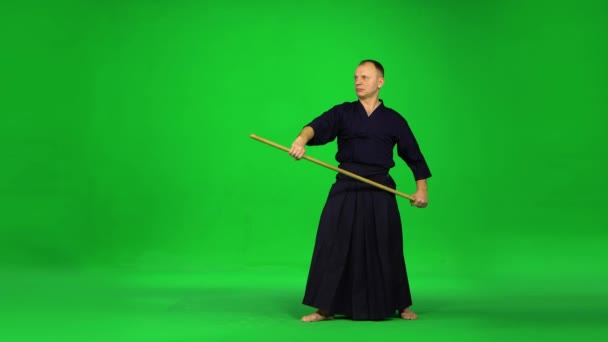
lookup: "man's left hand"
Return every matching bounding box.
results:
[410,189,428,208]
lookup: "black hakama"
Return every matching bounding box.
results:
[302,163,412,320]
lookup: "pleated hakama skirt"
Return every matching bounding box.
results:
[302,163,413,320]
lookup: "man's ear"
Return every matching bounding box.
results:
[378,78,385,89]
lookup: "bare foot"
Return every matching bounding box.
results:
[400,308,419,320]
[301,311,334,322]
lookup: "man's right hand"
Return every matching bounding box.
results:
[289,137,306,160]
[289,126,315,160]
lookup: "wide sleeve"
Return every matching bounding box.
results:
[396,116,432,180]
[304,104,341,146]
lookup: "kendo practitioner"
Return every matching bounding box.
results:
[288,60,432,322]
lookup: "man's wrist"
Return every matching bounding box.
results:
[415,179,428,191]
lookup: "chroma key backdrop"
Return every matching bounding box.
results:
[1,0,606,341]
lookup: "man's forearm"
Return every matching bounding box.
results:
[296,126,315,145]
[415,179,428,191]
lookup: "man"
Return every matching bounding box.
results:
[288,60,431,322]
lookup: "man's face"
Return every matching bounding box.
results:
[354,62,384,99]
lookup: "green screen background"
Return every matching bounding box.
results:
[1,0,606,341]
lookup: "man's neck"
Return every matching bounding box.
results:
[359,96,380,107]
[359,96,382,115]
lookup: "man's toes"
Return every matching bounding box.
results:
[301,313,321,322]
[400,309,419,320]
[301,314,312,322]
[301,312,333,322]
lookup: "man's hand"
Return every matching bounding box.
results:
[410,177,429,209]
[289,136,307,160]
[289,126,314,160]
[410,189,428,208]
[410,179,428,208]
